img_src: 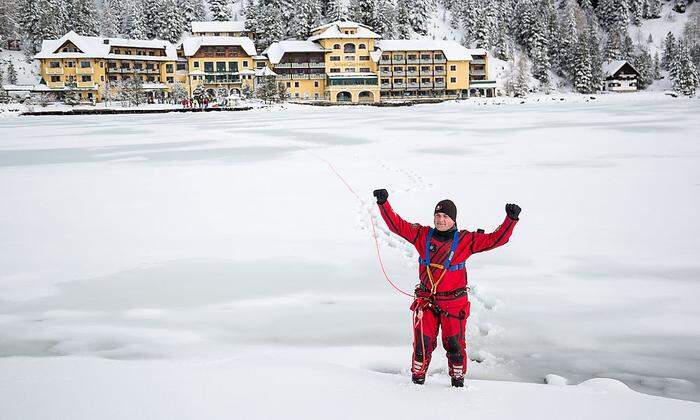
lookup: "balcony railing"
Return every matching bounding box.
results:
[471,59,486,64]
[407,59,419,64]
[146,68,160,74]
[46,67,64,75]
[434,82,446,88]
[277,74,292,80]
[290,63,309,68]
[76,67,94,75]
[380,83,391,89]
[406,83,419,88]
[48,82,65,88]
[393,70,405,76]
[276,63,292,68]
[434,58,446,63]
[434,70,446,76]
[309,73,325,79]
[471,70,486,76]
[406,70,418,76]
[309,62,325,68]
[420,58,433,64]
[292,73,310,80]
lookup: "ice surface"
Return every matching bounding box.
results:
[1,93,699,418]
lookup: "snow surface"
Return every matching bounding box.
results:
[1,93,700,418]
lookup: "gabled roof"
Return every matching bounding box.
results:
[376,40,473,61]
[262,40,325,64]
[191,21,248,33]
[602,60,639,77]
[35,31,177,60]
[181,36,257,57]
[309,20,381,41]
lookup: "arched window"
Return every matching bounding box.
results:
[359,43,366,50]
[343,43,356,53]
[333,44,341,49]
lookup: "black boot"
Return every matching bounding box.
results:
[451,377,464,387]
[412,374,425,385]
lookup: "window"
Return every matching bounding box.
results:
[345,68,355,72]
[436,78,444,83]
[229,62,238,72]
[409,78,417,83]
[421,66,430,72]
[216,62,226,72]
[243,61,248,67]
[330,68,340,73]
[330,56,340,61]
[421,78,430,83]
[109,75,117,81]
[359,56,369,61]
[166,64,174,73]
[435,66,444,71]
[177,62,186,71]
[381,55,390,60]
[408,55,417,60]
[81,75,91,82]
[294,82,299,87]
[435,54,444,60]
[394,54,404,61]
[421,54,430,60]
[50,75,60,82]
[450,65,456,71]
[360,67,370,72]
[381,66,390,72]
[314,81,319,87]
[286,82,291,87]
[344,56,355,61]
[134,63,143,70]
[100,76,104,81]
[66,61,75,68]
[359,43,366,49]
[194,61,200,68]
[50,61,60,68]
[99,62,103,68]
[450,77,456,83]
[204,62,214,72]
[394,79,403,84]
[333,44,340,49]
[343,43,356,53]
[381,78,390,84]
[167,77,174,83]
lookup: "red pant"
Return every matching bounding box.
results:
[411,298,470,379]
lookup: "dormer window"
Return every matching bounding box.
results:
[359,43,366,49]
[333,44,340,49]
[343,43,356,53]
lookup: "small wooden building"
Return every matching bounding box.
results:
[602,60,640,92]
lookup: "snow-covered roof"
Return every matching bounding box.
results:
[35,31,177,61]
[181,36,257,57]
[376,40,473,61]
[309,20,381,41]
[602,60,638,77]
[191,21,248,34]
[465,48,488,56]
[262,41,325,64]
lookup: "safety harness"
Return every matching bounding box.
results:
[414,228,468,320]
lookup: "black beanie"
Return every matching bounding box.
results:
[434,199,457,222]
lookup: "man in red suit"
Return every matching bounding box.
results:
[373,189,520,387]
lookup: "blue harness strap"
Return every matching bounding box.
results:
[418,229,465,271]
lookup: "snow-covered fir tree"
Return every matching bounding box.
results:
[556,0,578,77]
[643,0,661,19]
[597,0,629,33]
[349,0,378,30]
[374,0,397,37]
[573,29,594,93]
[673,39,700,95]
[409,0,434,36]
[632,45,654,89]
[7,62,18,84]
[587,25,604,91]
[0,0,19,42]
[100,0,120,37]
[123,0,148,39]
[289,0,322,39]
[661,31,677,70]
[157,0,185,42]
[505,51,529,97]
[66,0,99,36]
[179,0,206,31]
[143,0,164,38]
[628,0,643,26]
[325,0,347,22]
[209,0,231,21]
[395,0,411,39]
[653,51,662,79]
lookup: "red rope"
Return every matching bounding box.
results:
[297,146,413,298]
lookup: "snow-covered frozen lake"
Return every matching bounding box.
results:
[1,93,699,418]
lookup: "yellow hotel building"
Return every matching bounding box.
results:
[35,31,181,102]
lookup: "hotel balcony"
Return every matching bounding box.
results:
[277,74,292,80]
[381,83,391,89]
[471,58,486,64]
[392,58,406,64]
[275,63,292,68]
[434,70,446,76]
[76,67,94,75]
[291,73,310,80]
[393,70,405,76]
[146,68,160,74]
[434,58,446,63]
[309,73,325,79]
[407,58,420,64]
[290,62,309,68]
[471,69,486,76]
[309,62,325,68]
[434,82,446,88]
[420,58,433,64]
[406,70,418,76]
[406,82,419,89]
[46,67,64,75]
[420,83,434,89]
[380,70,391,76]
[134,68,147,73]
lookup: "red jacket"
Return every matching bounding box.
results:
[378,200,518,297]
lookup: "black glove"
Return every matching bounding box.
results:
[506,203,521,220]
[373,189,388,205]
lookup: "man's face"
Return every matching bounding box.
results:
[434,212,455,232]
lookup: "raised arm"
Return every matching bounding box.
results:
[471,204,521,254]
[373,189,422,243]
